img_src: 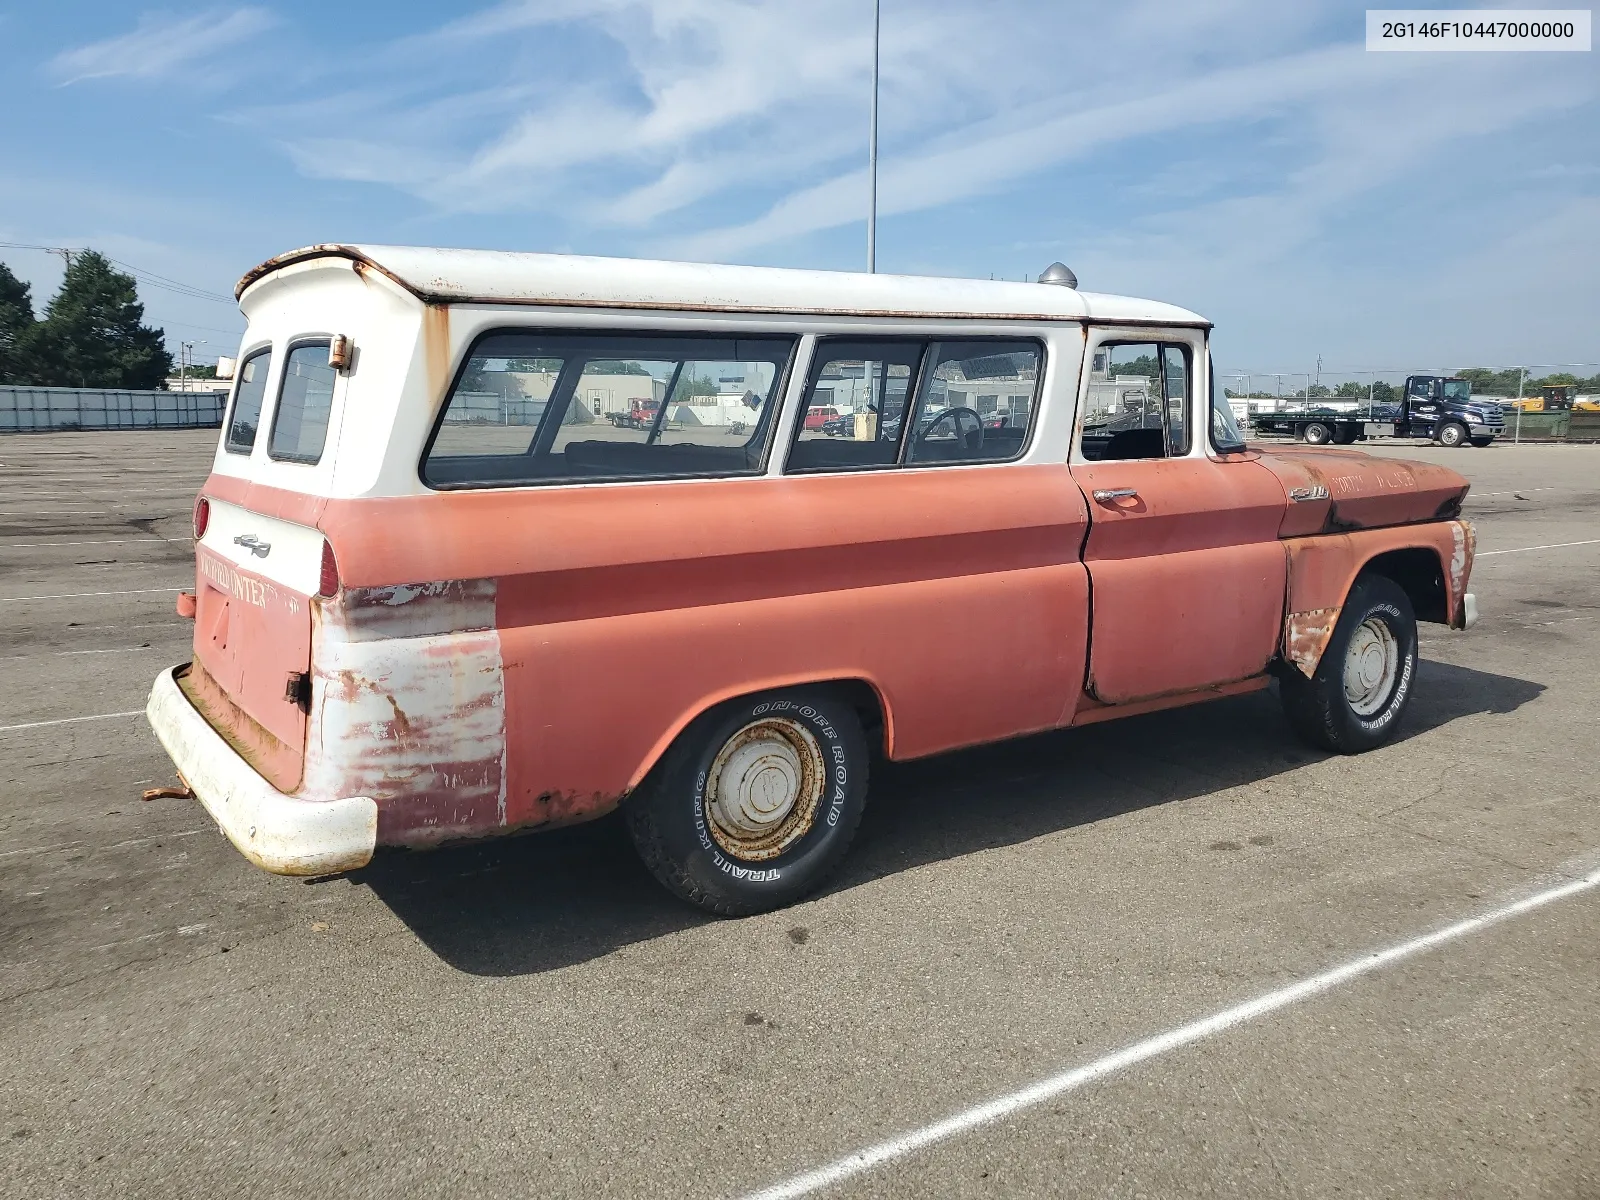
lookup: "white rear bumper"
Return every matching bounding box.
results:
[145,667,377,876]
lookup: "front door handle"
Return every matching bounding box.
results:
[1092,488,1139,504]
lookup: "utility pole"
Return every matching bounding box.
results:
[1514,365,1526,443]
[866,0,880,273]
[47,247,75,271]
[179,341,194,392]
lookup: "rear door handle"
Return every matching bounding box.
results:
[1092,488,1139,503]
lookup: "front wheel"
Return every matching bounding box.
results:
[1303,421,1333,445]
[1470,437,1494,448]
[624,688,869,916]
[1280,574,1418,754]
[1438,421,1468,447]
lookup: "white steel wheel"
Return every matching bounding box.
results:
[704,716,827,862]
[1342,616,1400,716]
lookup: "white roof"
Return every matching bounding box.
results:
[238,243,1208,327]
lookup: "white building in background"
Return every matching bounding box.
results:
[163,375,228,393]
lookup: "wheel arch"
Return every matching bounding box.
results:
[1280,521,1475,678]
[624,673,893,792]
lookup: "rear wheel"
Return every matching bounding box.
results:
[1303,422,1333,445]
[1334,426,1359,445]
[1281,574,1418,754]
[1438,421,1468,447]
[624,688,869,916]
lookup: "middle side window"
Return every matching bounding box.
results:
[786,338,1042,473]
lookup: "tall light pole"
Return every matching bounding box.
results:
[1514,365,1526,443]
[866,0,880,273]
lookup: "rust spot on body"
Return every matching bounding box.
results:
[421,304,452,413]
[1285,608,1341,678]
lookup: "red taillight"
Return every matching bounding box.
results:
[192,496,210,541]
[318,539,340,598]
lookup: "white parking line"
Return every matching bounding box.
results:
[739,865,1600,1200]
[0,648,156,661]
[0,710,143,733]
[0,587,183,603]
[1,538,194,548]
[1478,539,1600,558]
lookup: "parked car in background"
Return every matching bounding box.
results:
[821,411,855,436]
[803,405,842,431]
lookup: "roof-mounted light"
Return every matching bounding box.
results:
[1037,262,1078,288]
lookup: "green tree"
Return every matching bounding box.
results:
[0,263,35,384]
[1371,381,1396,405]
[676,373,719,398]
[18,252,172,388]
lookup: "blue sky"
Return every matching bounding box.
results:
[0,1,1595,382]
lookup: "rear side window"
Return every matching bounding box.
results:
[224,348,271,454]
[268,340,337,465]
[422,332,796,488]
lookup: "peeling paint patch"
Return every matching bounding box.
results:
[1286,607,1340,678]
[295,577,509,847]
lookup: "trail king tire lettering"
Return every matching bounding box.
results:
[624,687,868,916]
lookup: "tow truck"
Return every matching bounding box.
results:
[1249,375,1506,447]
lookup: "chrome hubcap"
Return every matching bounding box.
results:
[1343,617,1400,716]
[705,717,825,861]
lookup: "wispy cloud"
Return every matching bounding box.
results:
[50,6,276,85]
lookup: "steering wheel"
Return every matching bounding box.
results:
[917,406,984,453]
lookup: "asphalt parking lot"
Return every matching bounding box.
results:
[2,431,1597,1199]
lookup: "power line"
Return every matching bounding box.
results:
[0,240,235,304]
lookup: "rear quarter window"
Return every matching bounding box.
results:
[268,340,337,465]
[224,348,272,454]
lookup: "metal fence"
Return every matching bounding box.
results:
[0,386,228,433]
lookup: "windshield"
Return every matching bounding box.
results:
[1443,379,1472,403]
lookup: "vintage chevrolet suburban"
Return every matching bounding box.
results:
[146,246,1478,915]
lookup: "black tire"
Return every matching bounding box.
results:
[1470,437,1494,448]
[1303,422,1333,445]
[1280,574,1418,754]
[1437,421,1468,447]
[1333,426,1359,445]
[624,687,869,916]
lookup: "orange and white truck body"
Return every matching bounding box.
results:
[146,245,1477,876]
